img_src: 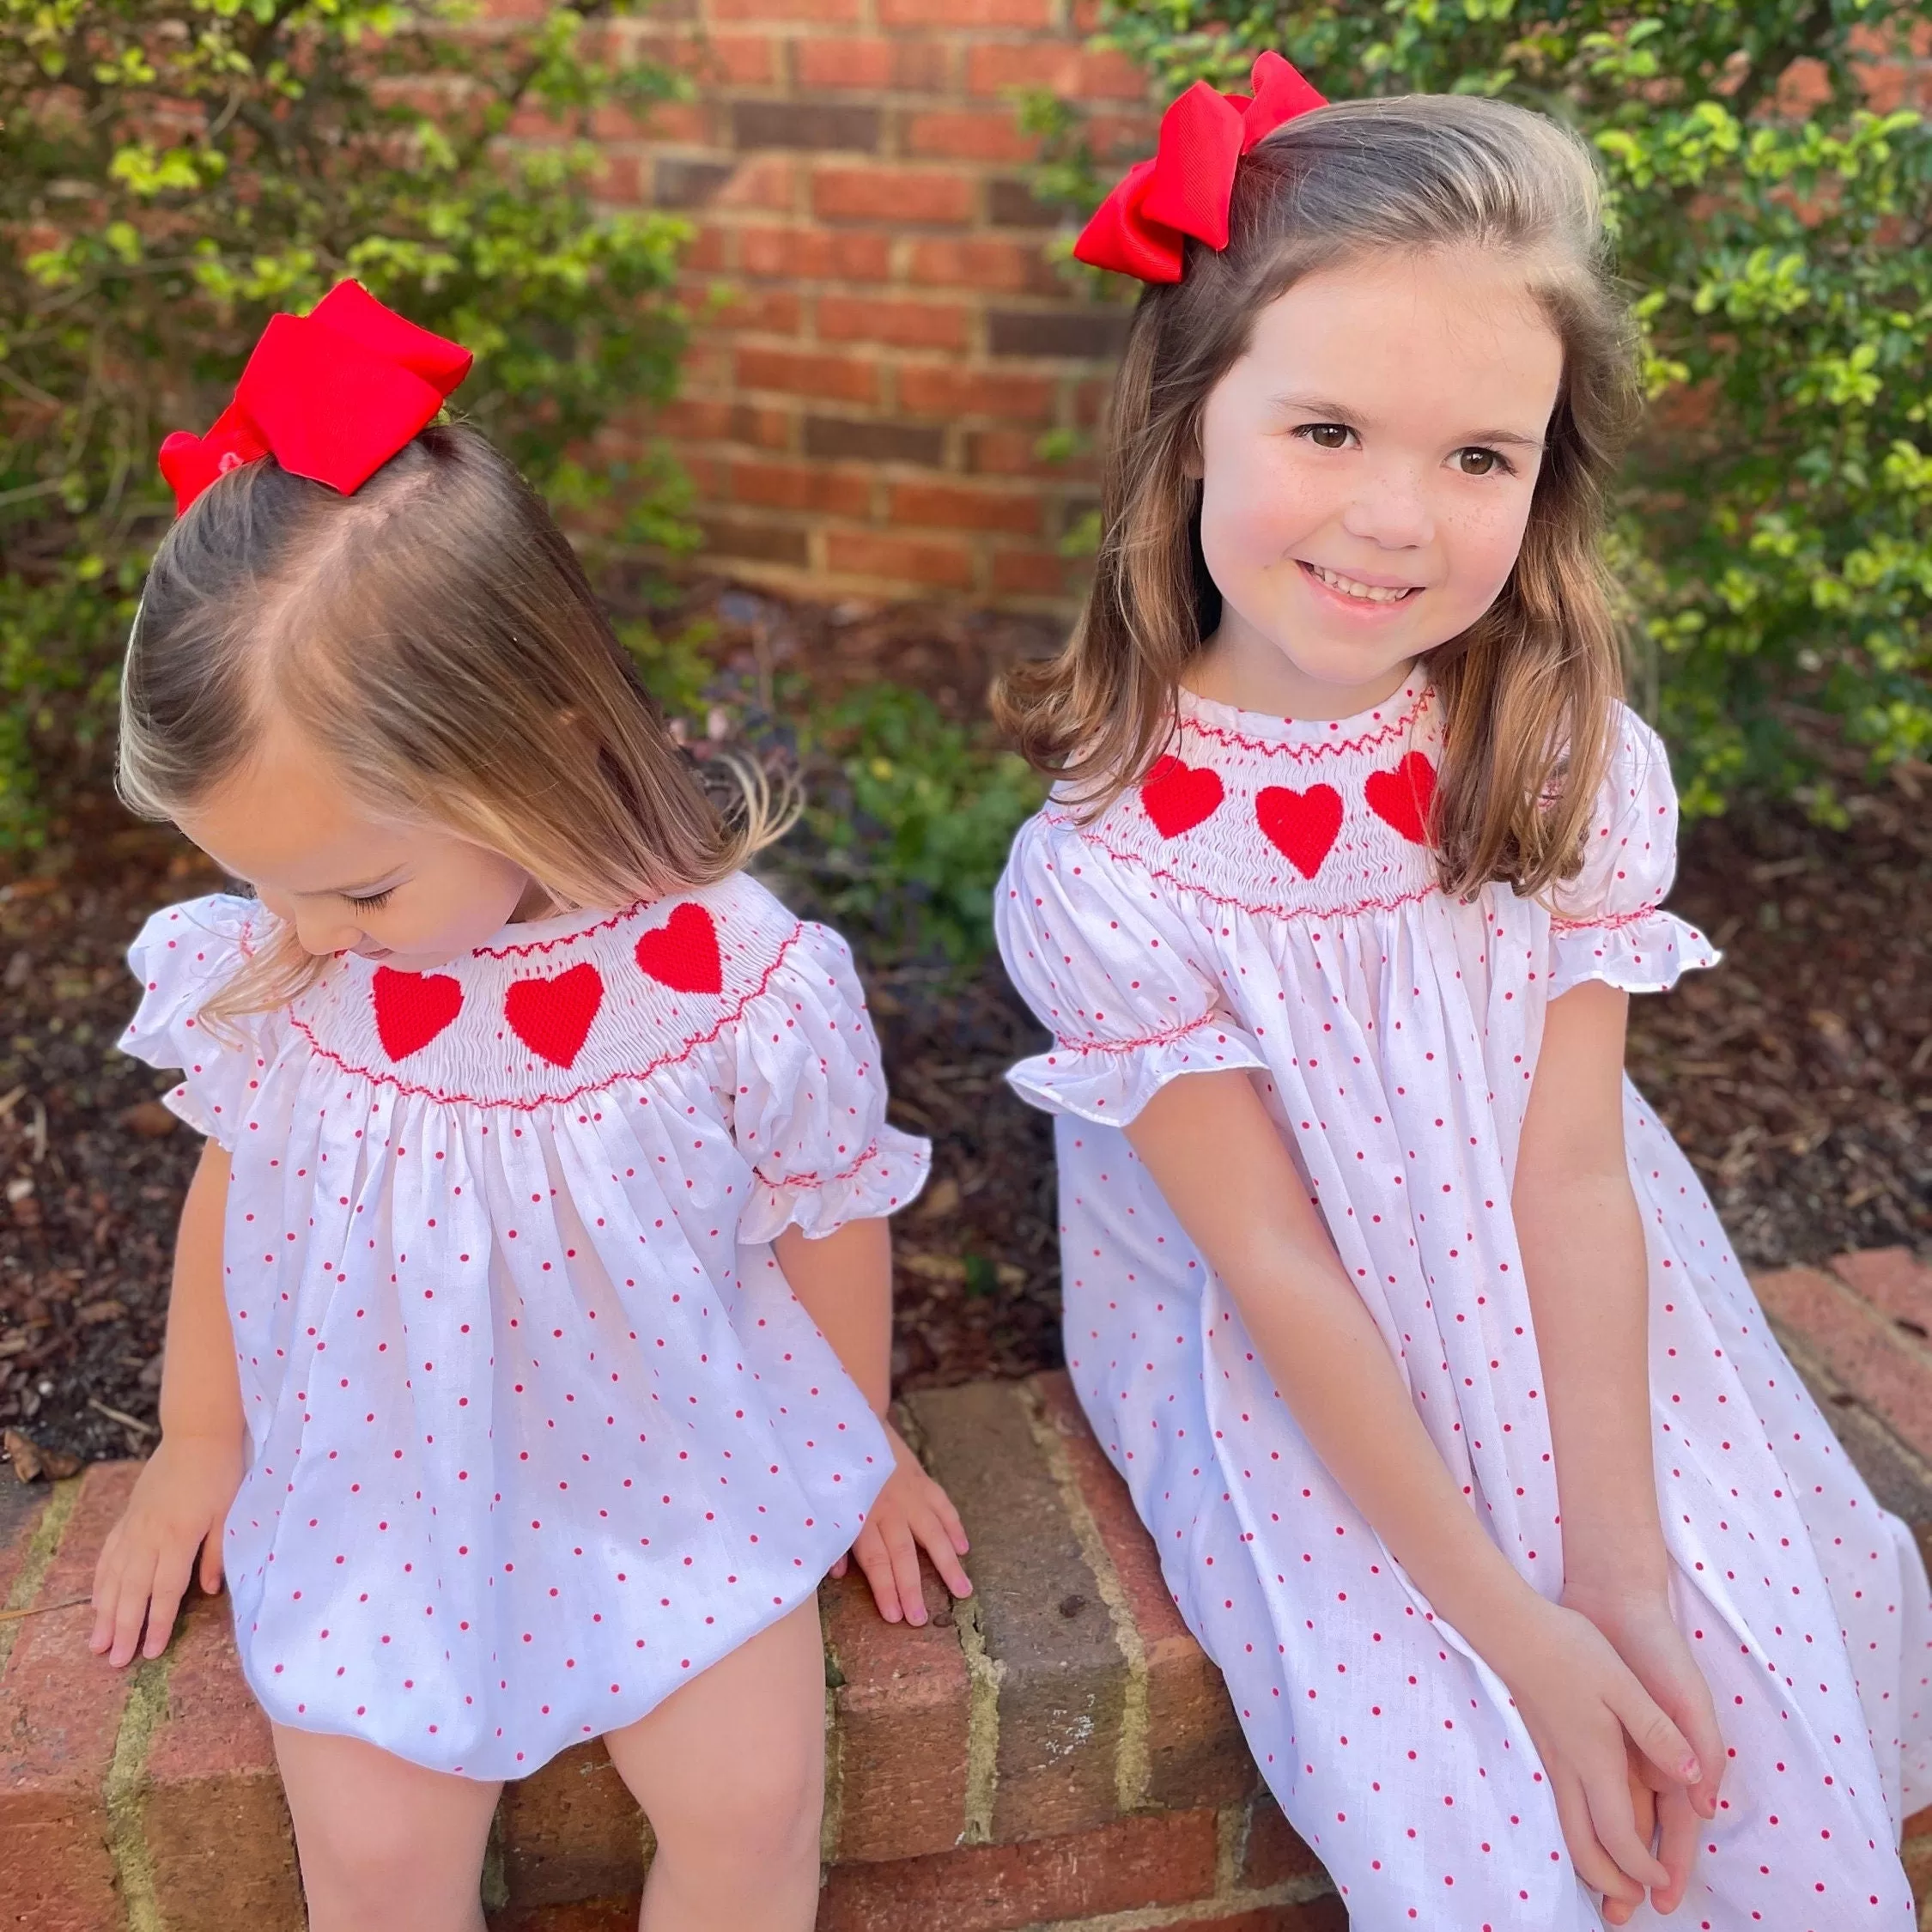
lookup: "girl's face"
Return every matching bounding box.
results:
[1193,245,1565,717]
[175,714,547,969]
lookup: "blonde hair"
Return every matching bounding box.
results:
[994,93,1643,896]
[119,423,792,1017]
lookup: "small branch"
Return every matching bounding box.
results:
[0,1595,91,1624]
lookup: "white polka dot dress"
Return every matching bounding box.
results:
[121,874,927,1780]
[995,685,1930,1929]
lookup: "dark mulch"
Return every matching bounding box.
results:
[2,581,1926,1468]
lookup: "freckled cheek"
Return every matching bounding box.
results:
[1443,496,1535,605]
[1203,465,1327,574]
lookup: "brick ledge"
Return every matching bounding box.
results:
[3,1249,1929,1930]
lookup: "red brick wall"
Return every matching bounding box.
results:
[605,0,1151,610]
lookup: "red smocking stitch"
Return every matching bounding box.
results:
[1177,687,1431,763]
[756,1137,885,1193]
[1052,1008,1233,1057]
[1045,814,1440,923]
[280,925,805,1113]
[1549,902,1667,934]
[471,901,652,961]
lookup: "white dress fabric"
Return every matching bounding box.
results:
[995,683,1930,1930]
[122,874,927,1779]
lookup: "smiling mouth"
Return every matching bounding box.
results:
[1301,561,1421,605]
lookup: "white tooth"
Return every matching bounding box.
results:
[1313,563,1409,602]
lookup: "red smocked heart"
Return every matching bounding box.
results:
[1255,784,1344,880]
[1139,755,1225,838]
[1364,752,1437,845]
[635,902,723,995]
[371,966,463,1060]
[505,962,604,1070]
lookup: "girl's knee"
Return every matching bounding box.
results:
[654,1747,823,1874]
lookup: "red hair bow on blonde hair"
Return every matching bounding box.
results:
[157,280,474,516]
[1073,52,1327,283]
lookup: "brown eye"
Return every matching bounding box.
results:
[1308,423,1351,449]
[1455,447,1500,476]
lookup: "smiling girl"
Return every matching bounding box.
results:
[993,63,1929,1929]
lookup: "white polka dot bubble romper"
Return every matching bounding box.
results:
[995,684,1930,1930]
[123,872,927,1780]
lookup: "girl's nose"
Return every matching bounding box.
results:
[279,901,359,957]
[1340,466,1435,550]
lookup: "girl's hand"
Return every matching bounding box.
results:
[1567,1587,1725,1918]
[831,1421,971,1627]
[1498,1597,1704,1912]
[90,1431,244,1668]
[1601,1741,1660,1927]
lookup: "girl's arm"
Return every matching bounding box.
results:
[775,1219,970,1625]
[1514,980,1725,1911]
[1126,1069,1694,1908]
[1512,982,1665,1602]
[91,1136,247,1665]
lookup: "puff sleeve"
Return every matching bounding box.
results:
[995,811,1266,1125]
[119,895,280,1150]
[731,921,931,1242]
[1546,707,1719,999]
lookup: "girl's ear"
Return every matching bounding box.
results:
[1180,421,1205,483]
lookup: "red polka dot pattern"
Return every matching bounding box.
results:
[118,873,929,1778]
[995,690,1930,1925]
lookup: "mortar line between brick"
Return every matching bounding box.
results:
[104,1646,175,1932]
[1018,1380,1151,1815]
[1026,1867,1338,1932]
[953,1526,1002,1846]
[1809,1264,1932,1374]
[1212,1800,1247,1897]
[481,1805,510,1916]
[1768,1315,1932,1487]
[893,1394,993,1848]
[0,1472,82,1678]
[818,1666,845,1864]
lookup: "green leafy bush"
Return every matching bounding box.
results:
[791,685,1044,966]
[1030,3,1931,815]
[2,0,694,848]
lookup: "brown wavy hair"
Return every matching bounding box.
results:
[119,423,791,1018]
[993,93,1643,896]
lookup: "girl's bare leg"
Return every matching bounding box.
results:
[603,1601,826,1932]
[271,1723,503,1932]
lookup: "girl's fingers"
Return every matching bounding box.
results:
[197,1531,225,1597]
[914,1510,973,1597]
[90,1530,126,1655]
[1552,1769,1641,1906]
[829,1552,849,1579]
[1580,1754,1672,1895]
[885,1524,927,1626]
[1608,1675,1700,1791]
[936,1492,969,1553]
[89,1564,120,1656]
[108,1546,158,1668]
[854,1531,903,1624]
[143,1544,194,1660]
[1676,1685,1726,1820]
[1653,1785,1699,1915]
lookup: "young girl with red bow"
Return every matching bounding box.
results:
[88,282,970,1932]
[995,58,1929,1929]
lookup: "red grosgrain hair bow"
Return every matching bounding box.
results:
[1073,52,1327,283]
[157,280,474,517]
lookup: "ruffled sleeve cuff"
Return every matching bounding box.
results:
[120,895,274,1150]
[1005,1005,1268,1127]
[740,1123,932,1246]
[1548,907,1719,1000]
[732,920,931,1243]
